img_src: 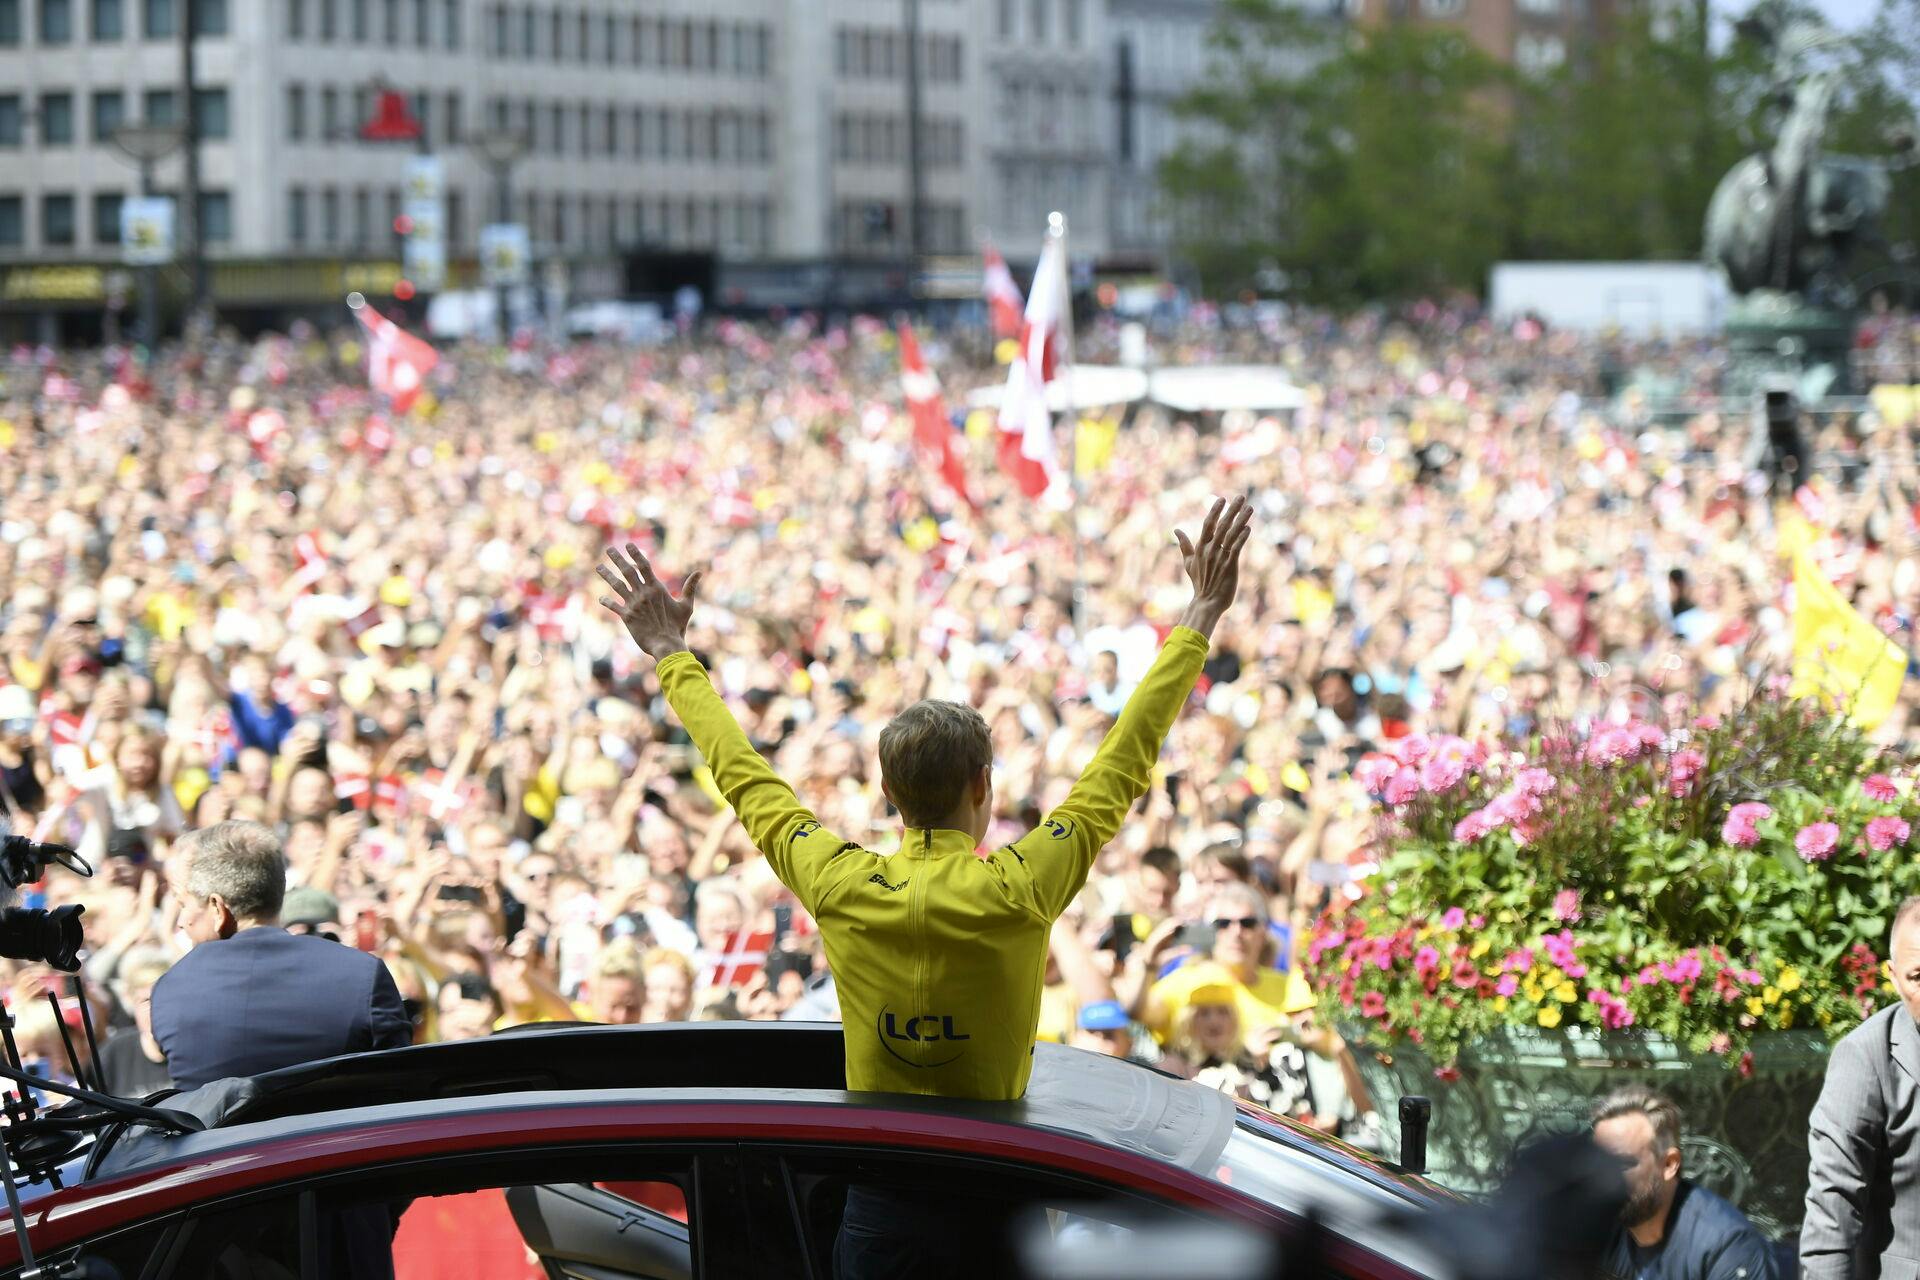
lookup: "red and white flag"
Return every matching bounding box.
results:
[897,323,975,511]
[983,244,1025,338]
[997,235,1068,502]
[351,302,438,414]
[287,531,330,596]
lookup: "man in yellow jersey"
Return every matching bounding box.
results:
[598,494,1252,1276]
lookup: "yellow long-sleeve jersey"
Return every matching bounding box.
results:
[655,626,1208,1101]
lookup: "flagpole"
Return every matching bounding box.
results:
[1049,210,1086,642]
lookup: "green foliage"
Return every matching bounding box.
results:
[1306,688,1918,1072]
[1161,0,1920,302]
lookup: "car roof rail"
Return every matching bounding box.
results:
[214,1022,853,1130]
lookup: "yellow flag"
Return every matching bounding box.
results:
[1791,548,1906,729]
[1872,384,1919,430]
[1074,415,1118,478]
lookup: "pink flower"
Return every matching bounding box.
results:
[1738,1051,1755,1079]
[1585,726,1642,766]
[1513,767,1557,797]
[1637,966,1660,985]
[1450,963,1481,989]
[1360,991,1387,1018]
[1383,768,1420,807]
[1414,946,1442,980]
[1795,821,1841,862]
[1867,816,1912,852]
[1865,774,1900,803]
[1587,989,1636,1030]
[1496,974,1519,997]
[1433,1064,1461,1084]
[1420,755,1467,793]
[1453,810,1495,843]
[1354,755,1399,796]
[1504,948,1536,973]
[1668,748,1705,795]
[1692,715,1720,731]
[1634,722,1666,748]
[1552,889,1581,924]
[1397,733,1435,766]
[1722,801,1771,847]
[1439,907,1467,931]
[1709,1033,1732,1056]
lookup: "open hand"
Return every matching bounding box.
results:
[1175,495,1254,635]
[598,543,702,661]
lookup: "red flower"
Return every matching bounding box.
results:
[1434,1065,1462,1084]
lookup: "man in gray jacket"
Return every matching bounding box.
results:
[1803,897,1920,1280]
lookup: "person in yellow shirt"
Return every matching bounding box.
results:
[597,496,1252,1278]
[1137,883,1322,1045]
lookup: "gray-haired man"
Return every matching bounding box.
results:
[152,820,409,1089]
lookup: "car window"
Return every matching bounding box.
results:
[168,1196,304,1280]
[9,1214,181,1280]
[314,1150,708,1280]
[760,1147,1192,1280]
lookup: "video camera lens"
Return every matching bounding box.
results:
[0,905,87,972]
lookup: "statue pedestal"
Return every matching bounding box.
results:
[1723,290,1858,400]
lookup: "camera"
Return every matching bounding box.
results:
[0,831,94,972]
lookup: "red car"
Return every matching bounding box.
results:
[0,1023,1452,1279]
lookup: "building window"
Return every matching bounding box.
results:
[320,186,337,241]
[601,11,612,62]
[547,6,558,58]
[285,84,305,140]
[575,9,586,61]
[1423,0,1464,12]
[142,88,175,125]
[382,0,395,41]
[576,101,588,155]
[93,190,122,243]
[996,0,1011,37]
[287,185,306,244]
[487,0,500,53]
[518,4,531,56]
[1065,0,1082,43]
[193,88,228,139]
[0,97,18,146]
[40,93,74,145]
[42,193,75,245]
[316,0,332,38]
[1515,31,1564,70]
[91,90,124,141]
[0,196,22,245]
[320,86,338,137]
[0,0,18,43]
[351,186,368,243]
[445,187,461,249]
[604,104,617,155]
[443,91,460,144]
[39,0,72,42]
[188,0,221,33]
[91,0,120,37]
[197,190,230,242]
[630,14,644,62]
[1516,0,1558,12]
[442,0,455,46]
[411,0,424,44]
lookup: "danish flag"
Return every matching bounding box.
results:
[351,302,438,414]
[287,531,330,596]
[982,244,1025,338]
[897,323,974,511]
[996,234,1067,502]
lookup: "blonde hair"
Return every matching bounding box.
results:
[877,700,991,826]
[595,938,645,982]
[1172,993,1244,1064]
[641,947,696,985]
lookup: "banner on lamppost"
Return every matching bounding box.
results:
[479,224,531,286]
[121,198,175,265]
[400,156,446,290]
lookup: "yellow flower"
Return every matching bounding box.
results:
[1538,1005,1563,1029]
[1780,1008,1795,1029]
[1523,981,1545,1002]
[1778,967,1802,993]
[1554,980,1578,1003]
[1746,997,1766,1017]
[1417,926,1433,941]
[1470,938,1491,960]
[1817,1007,1834,1027]
[1494,997,1509,1013]
[1763,986,1781,1006]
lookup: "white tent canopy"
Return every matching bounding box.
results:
[965,364,1304,414]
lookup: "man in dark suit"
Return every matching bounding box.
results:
[1804,896,1920,1280]
[153,819,409,1089]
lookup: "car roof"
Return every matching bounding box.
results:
[67,1025,1441,1232]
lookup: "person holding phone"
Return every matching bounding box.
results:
[600,496,1253,1280]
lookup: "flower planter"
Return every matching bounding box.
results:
[1348,1024,1831,1239]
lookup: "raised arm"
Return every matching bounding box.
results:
[598,545,844,914]
[1009,496,1254,919]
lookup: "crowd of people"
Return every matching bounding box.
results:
[0,304,1917,1141]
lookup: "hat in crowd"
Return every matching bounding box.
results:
[0,685,34,723]
[1187,983,1239,1009]
[281,887,340,929]
[1077,1000,1131,1032]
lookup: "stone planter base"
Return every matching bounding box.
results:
[1347,1025,1831,1239]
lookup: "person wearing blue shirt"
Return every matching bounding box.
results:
[1593,1086,1778,1280]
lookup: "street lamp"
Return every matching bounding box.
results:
[108,121,186,350]
[470,128,530,340]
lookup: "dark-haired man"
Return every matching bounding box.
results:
[1593,1084,1774,1280]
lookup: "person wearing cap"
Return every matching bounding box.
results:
[1070,1000,1135,1059]
[282,886,342,941]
